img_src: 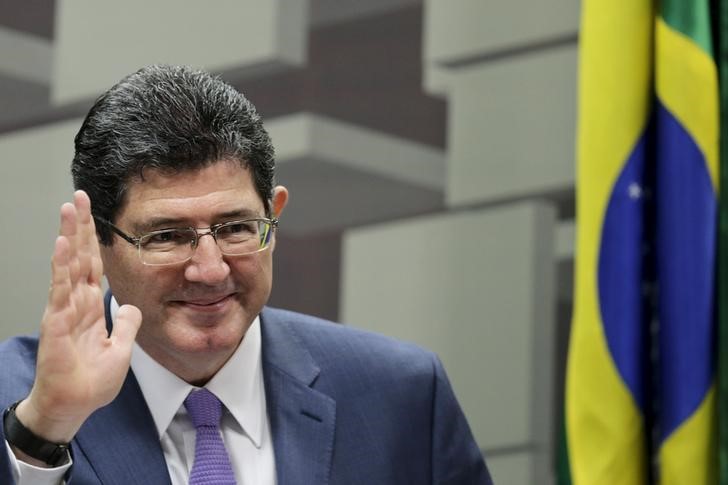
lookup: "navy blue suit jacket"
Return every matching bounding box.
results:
[0,299,492,484]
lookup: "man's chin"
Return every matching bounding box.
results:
[165,326,244,357]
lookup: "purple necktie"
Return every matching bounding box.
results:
[184,388,237,485]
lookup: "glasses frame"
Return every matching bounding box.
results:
[93,215,279,266]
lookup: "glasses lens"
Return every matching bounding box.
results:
[216,220,273,255]
[139,228,196,265]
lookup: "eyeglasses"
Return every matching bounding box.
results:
[93,216,279,266]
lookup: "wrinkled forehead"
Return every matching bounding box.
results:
[115,160,265,222]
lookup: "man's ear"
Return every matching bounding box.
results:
[269,186,288,252]
[271,185,289,218]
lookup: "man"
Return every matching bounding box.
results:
[0,65,492,484]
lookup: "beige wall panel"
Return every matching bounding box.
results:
[424,0,579,64]
[270,114,444,191]
[487,451,554,485]
[268,114,444,236]
[446,45,577,207]
[341,201,557,459]
[0,27,52,84]
[52,0,308,104]
[0,120,80,339]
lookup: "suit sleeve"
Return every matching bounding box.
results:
[429,355,494,485]
[0,433,14,485]
[0,337,69,485]
[4,440,69,485]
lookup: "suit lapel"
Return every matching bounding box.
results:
[90,296,336,484]
[261,309,336,485]
[69,291,171,484]
[73,372,172,485]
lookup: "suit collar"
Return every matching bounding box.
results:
[260,307,337,485]
[97,295,337,485]
[260,307,320,385]
[68,291,171,484]
[74,372,172,485]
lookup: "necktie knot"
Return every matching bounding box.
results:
[183,388,237,484]
[184,388,223,428]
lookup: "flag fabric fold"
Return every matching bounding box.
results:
[563,0,719,483]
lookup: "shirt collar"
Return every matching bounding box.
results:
[111,296,266,448]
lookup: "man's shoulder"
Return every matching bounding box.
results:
[260,306,437,374]
[0,335,39,402]
[261,307,432,353]
[0,334,39,362]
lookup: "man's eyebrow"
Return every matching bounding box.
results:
[132,208,264,233]
[217,208,263,220]
[131,217,187,233]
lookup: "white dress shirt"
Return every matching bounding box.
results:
[9,298,276,485]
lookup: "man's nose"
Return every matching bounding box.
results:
[184,232,231,283]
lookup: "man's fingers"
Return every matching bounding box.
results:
[48,236,71,311]
[59,202,81,284]
[111,304,142,347]
[58,202,76,240]
[74,191,103,285]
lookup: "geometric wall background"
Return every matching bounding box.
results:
[0,1,581,483]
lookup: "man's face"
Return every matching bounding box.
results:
[100,160,288,382]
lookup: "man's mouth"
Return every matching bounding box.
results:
[171,293,236,311]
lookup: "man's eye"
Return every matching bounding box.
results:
[145,230,189,245]
[220,222,257,235]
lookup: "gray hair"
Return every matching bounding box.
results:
[71,65,275,244]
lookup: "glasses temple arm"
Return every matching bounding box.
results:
[92,216,139,245]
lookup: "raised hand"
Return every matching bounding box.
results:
[15,191,142,447]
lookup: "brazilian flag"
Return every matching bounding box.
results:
[561,0,719,483]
